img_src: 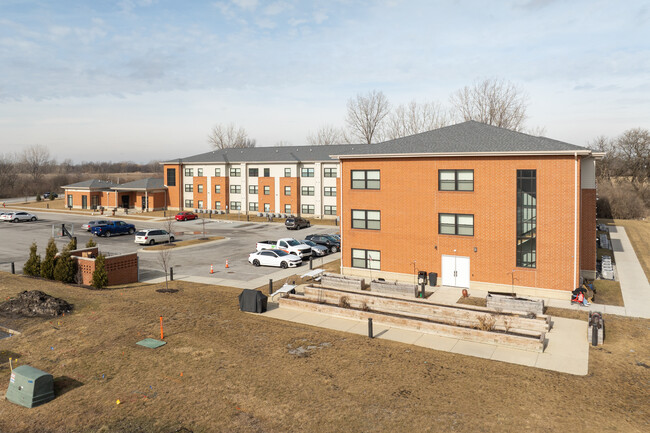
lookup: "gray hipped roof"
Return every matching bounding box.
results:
[163,121,590,165]
[112,178,165,191]
[61,179,117,190]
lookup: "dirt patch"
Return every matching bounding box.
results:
[0,290,73,317]
[0,273,648,433]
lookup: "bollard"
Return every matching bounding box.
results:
[170,267,174,281]
[73,236,77,247]
[269,278,273,295]
[309,256,313,270]
[368,318,373,338]
[163,211,166,217]
[11,262,15,274]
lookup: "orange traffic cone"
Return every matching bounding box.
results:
[225,259,229,269]
[210,264,214,274]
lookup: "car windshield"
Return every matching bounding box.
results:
[323,235,338,242]
[301,240,315,246]
[274,250,289,256]
[135,231,147,236]
[286,240,300,246]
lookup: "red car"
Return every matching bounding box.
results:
[175,211,198,221]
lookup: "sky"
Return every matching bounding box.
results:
[0,0,648,163]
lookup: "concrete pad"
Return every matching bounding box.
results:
[450,340,497,359]
[289,311,331,327]
[610,226,650,319]
[491,346,539,367]
[374,327,422,345]
[347,321,390,337]
[535,352,588,376]
[317,317,360,333]
[412,333,458,352]
[262,307,302,321]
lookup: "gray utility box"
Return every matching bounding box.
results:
[6,365,55,408]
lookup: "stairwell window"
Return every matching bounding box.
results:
[517,170,537,268]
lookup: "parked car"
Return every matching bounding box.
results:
[305,234,340,253]
[82,220,111,231]
[248,249,302,268]
[285,216,310,230]
[135,229,175,245]
[42,192,58,199]
[328,233,341,242]
[300,239,328,257]
[1,211,38,223]
[256,238,312,258]
[91,221,136,237]
[175,211,198,221]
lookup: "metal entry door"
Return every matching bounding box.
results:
[441,255,470,288]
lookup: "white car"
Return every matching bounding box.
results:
[135,229,175,245]
[82,220,111,231]
[1,211,37,222]
[300,239,328,257]
[248,249,302,268]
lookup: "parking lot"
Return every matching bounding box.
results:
[0,207,340,284]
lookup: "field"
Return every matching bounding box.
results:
[0,273,649,433]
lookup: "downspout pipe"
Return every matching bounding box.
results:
[574,152,578,290]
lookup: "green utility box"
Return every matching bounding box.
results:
[6,365,55,408]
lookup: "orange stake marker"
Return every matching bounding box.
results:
[160,316,164,340]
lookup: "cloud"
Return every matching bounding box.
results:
[231,0,258,11]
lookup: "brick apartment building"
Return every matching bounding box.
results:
[332,121,600,298]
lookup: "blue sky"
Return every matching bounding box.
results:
[1,0,648,162]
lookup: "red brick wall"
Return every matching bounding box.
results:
[340,155,583,292]
[73,252,138,287]
[211,176,229,210]
[193,176,208,208]
[259,177,275,213]
[280,177,300,214]
[164,164,182,210]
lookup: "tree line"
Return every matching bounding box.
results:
[0,144,161,199]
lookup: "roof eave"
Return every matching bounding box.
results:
[331,150,593,159]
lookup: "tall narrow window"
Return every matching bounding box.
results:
[166,168,176,186]
[517,170,536,268]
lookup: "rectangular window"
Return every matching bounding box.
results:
[352,249,380,270]
[517,170,537,268]
[249,185,258,194]
[230,168,241,177]
[184,184,193,192]
[184,199,193,208]
[197,184,203,193]
[197,200,204,209]
[166,168,176,186]
[215,168,221,177]
[230,185,241,194]
[284,168,291,177]
[301,186,315,196]
[67,194,73,207]
[302,204,315,214]
[230,201,241,210]
[301,167,314,177]
[439,169,474,191]
[438,213,474,236]
[324,168,337,178]
[214,185,221,194]
[352,210,381,230]
[324,205,337,215]
[264,168,270,177]
[264,186,270,195]
[249,168,259,177]
[197,168,203,177]
[324,187,336,197]
[351,170,380,189]
[215,201,221,210]
[284,186,291,196]
[184,168,194,177]
[284,204,291,213]
[264,203,271,212]
[249,202,258,211]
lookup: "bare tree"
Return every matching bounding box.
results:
[274,140,291,147]
[345,90,391,144]
[21,144,52,184]
[162,217,175,244]
[381,100,451,140]
[589,135,615,181]
[157,248,173,291]
[615,128,650,190]
[0,153,18,198]
[306,124,344,145]
[450,78,528,131]
[207,123,256,149]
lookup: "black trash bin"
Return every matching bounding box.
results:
[428,272,438,286]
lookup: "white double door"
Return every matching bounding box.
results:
[441,255,470,288]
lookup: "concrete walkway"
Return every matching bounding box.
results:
[263,304,588,376]
[608,225,650,319]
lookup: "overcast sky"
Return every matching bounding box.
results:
[1,0,648,163]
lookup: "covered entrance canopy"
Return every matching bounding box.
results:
[110,178,167,211]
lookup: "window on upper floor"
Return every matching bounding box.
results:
[249,185,258,194]
[197,168,203,177]
[249,168,259,177]
[284,186,291,196]
[517,169,537,268]
[230,168,241,177]
[264,186,270,195]
[324,187,336,197]
[439,169,474,191]
[301,186,315,196]
[351,210,380,230]
[324,168,337,177]
[215,185,221,194]
[184,184,193,192]
[439,213,474,236]
[351,170,380,189]
[184,168,193,177]
[230,185,241,194]
[166,168,176,186]
[264,168,270,177]
[197,184,203,193]
[301,167,314,177]
[215,168,221,177]
[284,168,291,177]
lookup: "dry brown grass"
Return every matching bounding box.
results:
[142,237,225,251]
[592,279,624,306]
[0,272,648,433]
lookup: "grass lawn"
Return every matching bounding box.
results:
[0,273,648,433]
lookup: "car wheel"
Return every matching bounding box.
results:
[128,228,135,234]
[330,245,338,253]
[149,239,155,245]
[307,222,311,227]
[169,236,175,243]
[280,261,288,269]
[30,217,36,221]
[13,218,19,223]
[106,231,111,237]
[253,259,260,267]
